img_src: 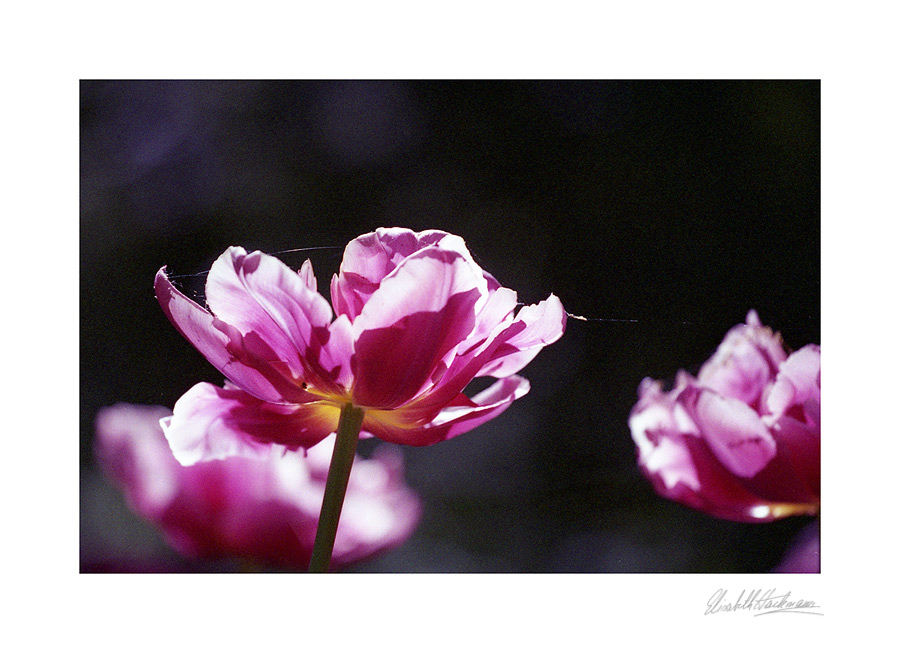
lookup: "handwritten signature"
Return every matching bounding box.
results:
[705,589,823,616]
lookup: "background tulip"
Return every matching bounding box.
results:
[95,403,421,570]
[629,311,820,522]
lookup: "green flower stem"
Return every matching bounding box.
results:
[308,402,366,573]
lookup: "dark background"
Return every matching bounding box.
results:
[80,80,819,573]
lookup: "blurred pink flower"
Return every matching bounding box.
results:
[629,311,820,522]
[155,228,566,463]
[95,403,421,569]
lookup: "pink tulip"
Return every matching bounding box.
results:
[95,403,421,569]
[155,228,566,464]
[629,311,820,522]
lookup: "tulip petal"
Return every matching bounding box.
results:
[162,382,340,465]
[629,379,702,491]
[321,313,356,390]
[298,259,317,292]
[688,387,777,478]
[676,434,801,522]
[452,287,519,357]
[697,313,787,406]
[765,414,821,498]
[155,267,309,404]
[331,228,455,319]
[475,294,567,378]
[740,435,820,506]
[401,288,523,414]
[398,289,561,417]
[638,436,766,521]
[404,293,565,417]
[95,404,181,520]
[634,429,703,494]
[364,375,530,446]
[204,247,342,392]
[766,344,821,422]
[629,382,796,522]
[350,246,487,408]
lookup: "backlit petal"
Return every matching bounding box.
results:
[350,246,487,408]
[364,376,530,446]
[332,228,453,319]
[697,311,787,406]
[162,382,340,465]
[204,247,340,392]
[687,387,777,478]
[476,294,567,378]
[155,266,307,403]
[766,344,821,422]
